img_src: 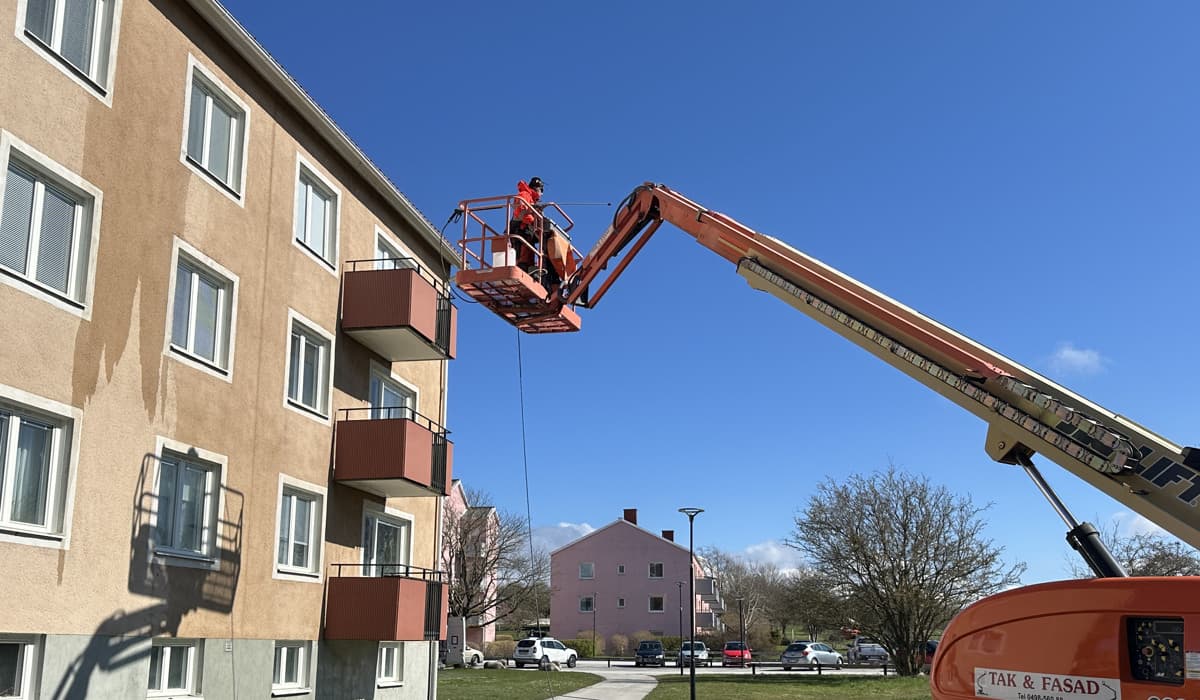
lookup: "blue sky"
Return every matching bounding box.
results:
[221,1,1200,584]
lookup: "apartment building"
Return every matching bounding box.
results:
[443,480,497,649]
[549,509,724,644]
[0,0,456,698]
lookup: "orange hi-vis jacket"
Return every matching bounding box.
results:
[513,180,542,226]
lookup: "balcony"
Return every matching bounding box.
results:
[325,564,447,641]
[334,408,452,498]
[696,577,720,602]
[696,612,720,630]
[341,259,457,361]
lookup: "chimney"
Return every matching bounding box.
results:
[661,530,675,542]
[623,508,638,525]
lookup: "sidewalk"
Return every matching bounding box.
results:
[554,662,659,700]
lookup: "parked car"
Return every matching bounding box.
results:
[721,641,752,666]
[847,636,889,664]
[921,639,939,672]
[512,637,578,668]
[635,640,666,667]
[780,641,844,670]
[678,641,709,666]
[463,644,483,665]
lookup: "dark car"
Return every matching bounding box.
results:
[922,639,939,672]
[635,640,665,667]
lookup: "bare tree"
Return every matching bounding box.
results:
[787,465,1025,676]
[441,488,547,627]
[698,547,780,638]
[779,568,849,642]
[1067,521,1200,578]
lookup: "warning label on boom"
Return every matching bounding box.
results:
[974,668,1120,700]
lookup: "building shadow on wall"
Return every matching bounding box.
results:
[49,452,243,700]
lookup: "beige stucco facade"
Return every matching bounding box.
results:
[0,0,455,697]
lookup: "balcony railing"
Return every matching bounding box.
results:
[341,257,457,361]
[325,564,448,641]
[333,407,452,498]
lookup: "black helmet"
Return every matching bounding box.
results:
[529,176,544,191]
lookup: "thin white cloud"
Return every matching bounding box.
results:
[1049,343,1105,375]
[741,539,806,574]
[532,522,595,552]
[1112,510,1167,538]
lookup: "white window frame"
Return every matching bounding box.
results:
[283,308,334,424]
[150,436,226,571]
[147,638,201,698]
[273,474,327,583]
[362,502,414,578]
[579,596,594,613]
[649,562,664,579]
[649,596,665,613]
[163,236,239,382]
[578,562,594,580]
[0,130,102,319]
[271,641,311,696]
[376,641,403,687]
[368,361,417,421]
[0,634,40,699]
[180,55,250,204]
[291,153,340,275]
[13,0,123,104]
[0,383,80,549]
[373,227,418,271]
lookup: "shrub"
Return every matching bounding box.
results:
[484,640,515,660]
[608,633,630,657]
[661,636,682,653]
[571,636,602,658]
[494,634,513,642]
[630,630,656,645]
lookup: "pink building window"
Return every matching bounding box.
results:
[648,562,663,579]
[649,596,664,612]
[579,596,594,612]
[579,562,594,579]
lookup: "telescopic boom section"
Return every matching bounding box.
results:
[455,182,1200,551]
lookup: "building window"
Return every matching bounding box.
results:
[285,313,332,418]
[19,0,118,93]
[183,59,247,196]
[649,596,664,613]
[272,641,309,692]
[0,636,37,698]
[578,562,594,579]
[168,242,236,375]
[147,639,200,697]
[363,507,412,577]
[1,148,97,306]
[369,367,415,421]
[0,402,72,537]
[617,564,625,575]
[155,451,219,558]
[617,598,625,609]
[649,562,663,579]
[293,160,339,268]
[377,642,403,685]
[276,478,324,578]
[579,596,594,613]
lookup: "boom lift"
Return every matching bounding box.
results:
[454,183,1200,697]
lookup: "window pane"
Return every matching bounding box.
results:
[300,338,318,409]
[284,647,298,684]
[178,466,205,552]
[277,494,291,566]
[24,0,55,43]
[171,264,192,348]
[207,101,232,185]
[60,0,97,74]
[11,420,52,525]
[166,645,187,689]
[375,521,401,573]
[157,460,177,546]
[272,647,282,684]
[287,332,301,402]
[0,164,35,275]
[292,496,310,567]
[187,84,206,163]
[36,184,76,293]
[147,645,162,690]
[309,189,328,258]
[0,642,22,696]
[193,274,220,362]
[293,182,307,244]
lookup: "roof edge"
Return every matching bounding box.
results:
[183,0,462,270]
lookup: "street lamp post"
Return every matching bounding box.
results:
[677,581,685,676]
[737,596,746,662]
[679,507,704,700]
[592,591,597,658]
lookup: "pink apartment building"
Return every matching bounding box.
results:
[443,480,498,646]
[550,509,725,643]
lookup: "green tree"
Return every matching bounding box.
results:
[787,465,1024,675]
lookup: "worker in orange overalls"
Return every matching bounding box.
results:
[509,176,544,276]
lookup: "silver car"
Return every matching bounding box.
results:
[780,641,843,670]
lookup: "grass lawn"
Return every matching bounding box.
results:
[438,668,603,700]
[646,674,933,699]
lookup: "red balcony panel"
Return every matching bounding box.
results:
[342,265,456,361]
[326,575,446,641]
[334,413,452,498]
